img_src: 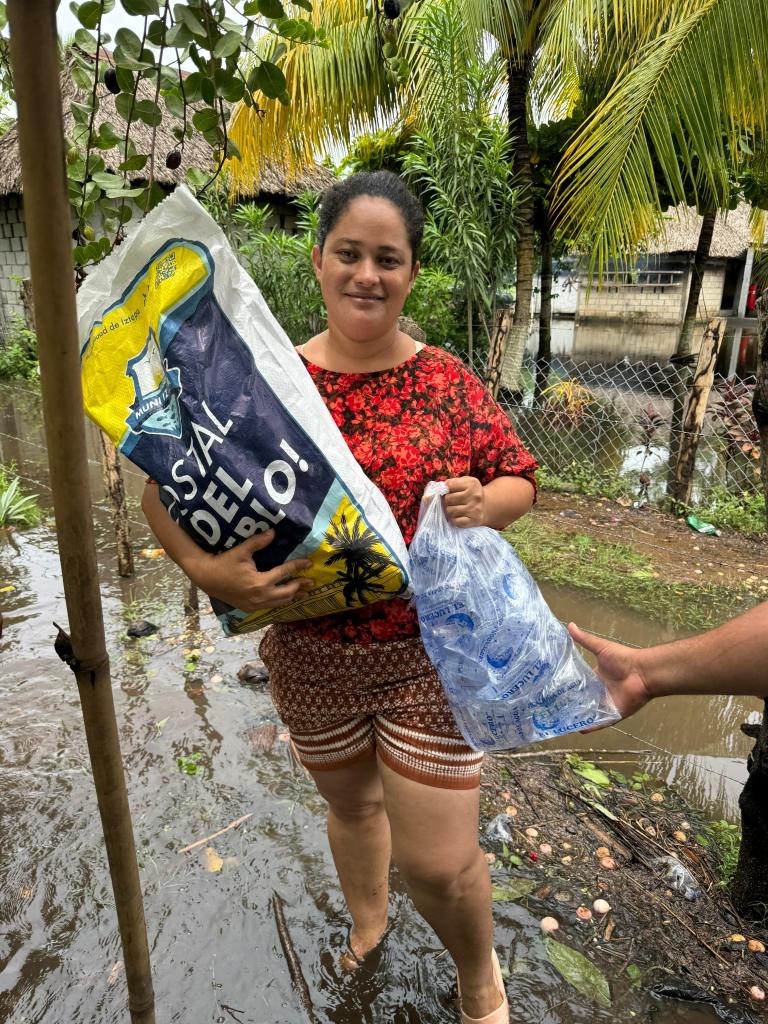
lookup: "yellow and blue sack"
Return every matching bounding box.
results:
[77,187,410,634]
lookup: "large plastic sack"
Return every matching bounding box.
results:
[77,187,410,635]
[410,482,618,750]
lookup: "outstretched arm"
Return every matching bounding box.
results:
[568,602,768,723]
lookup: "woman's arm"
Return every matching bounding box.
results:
[444,475,535,530]
[141,482,313,611]
[568,602,768,723]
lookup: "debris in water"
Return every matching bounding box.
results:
[203,847,224,873]
[245,723,278,753]
[653,856,700,901]
[126,620,158,638]
[139,547,166,558]
[237,661,269,686]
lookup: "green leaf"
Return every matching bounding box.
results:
[192,107,219,133]
[491,878,536,902]
[165,22,193,48]
[214,69,244,103]
[581,798,619,822]
[92,170,124,190]
[256,0,284,18]
[293,0,312,10]
[186,167,210,191]
[175,5,207,38]
[625,964,642,988]
[276,17,314,42]
[115,67,134,94]
[163,89,186,119]
[225,137,241,160]
[118,154,148,171]
[0,3,7,31]
[121,0,159,13]
[96,121,121,148]
[115,26,143,58]
[213,29,242,58]
[200,76,215,104]
[254,60,286,99]
[71,66,92,91]
[573,764,612,788]
[134,99,163,126]
[71,101,92,125]
[75,1,103,30]
[545,938,611,1008]
[73,28,96,49]
[147,18,166,47]
[182,72,204,103]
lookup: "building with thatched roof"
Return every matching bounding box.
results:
[0,54,335,328]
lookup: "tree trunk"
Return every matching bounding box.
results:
[731,704,768,918]
[485,308,513,396]
[669,319,725,505]
[667,212,717,494]
[486,56,534,398]
[535,208,553,403]
[184,579,200,633]
[754,292,768,530]
[99,430,134,578]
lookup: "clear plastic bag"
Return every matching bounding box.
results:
[410,482,619,750]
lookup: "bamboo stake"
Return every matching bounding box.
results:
[7,4,155,1022]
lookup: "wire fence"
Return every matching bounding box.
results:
[462,350,761,509]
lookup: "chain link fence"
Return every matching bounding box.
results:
[461,349,761,511]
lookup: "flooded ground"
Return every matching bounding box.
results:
[1,382,762,1023]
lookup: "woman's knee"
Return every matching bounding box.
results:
[395,844,483,898]
[326,795,386,824]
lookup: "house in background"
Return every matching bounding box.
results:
[0,55,334,329]
[529,204,764,370]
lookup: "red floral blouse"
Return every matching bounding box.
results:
[292,345,537,644]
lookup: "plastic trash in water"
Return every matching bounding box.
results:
[485,813,516,843]
[652,855,701,901]
[685,514,721,537]
[410,482,619,751]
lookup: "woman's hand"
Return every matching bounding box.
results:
[444,476,485,527]
[567,622,653,723]
[195,529,314,612]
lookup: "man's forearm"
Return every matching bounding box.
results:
[640,602,768,699]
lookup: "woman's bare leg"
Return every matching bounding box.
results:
[310,756,391,960]
[378,758,502,1019]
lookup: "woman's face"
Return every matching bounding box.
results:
[312,196,419,342]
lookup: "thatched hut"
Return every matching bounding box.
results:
[0,53,335,328]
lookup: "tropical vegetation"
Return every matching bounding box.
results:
[0,463,41,528]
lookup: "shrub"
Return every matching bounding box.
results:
[0,463,41,527]
[693,486,766,536]
[0,313,38,381]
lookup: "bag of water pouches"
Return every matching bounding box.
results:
[77,187,410,635]
[410,482,618,750]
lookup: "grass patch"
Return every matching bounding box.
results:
[536,461,635,502]
[691,487,766,537]
[505,516,752,632]
[696,820,741,887]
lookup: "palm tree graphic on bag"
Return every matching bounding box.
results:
[324,511,393,606]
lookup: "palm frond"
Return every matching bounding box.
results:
[553,0,768,273]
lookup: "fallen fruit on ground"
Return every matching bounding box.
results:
[593,899,611,915]
[540,916,559,933]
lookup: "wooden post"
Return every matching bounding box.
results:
[184,579,200,633]
[753,292,768,531]
[669,318,725,505]
[99,430,135,578]
[7,4,155,1022]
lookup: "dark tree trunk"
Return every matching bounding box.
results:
[754,292,768,531]
[731,702,768,918]
[535,207,553,403]
[486,55,534,398]
[99,430,134,578]
[667,211,717,496]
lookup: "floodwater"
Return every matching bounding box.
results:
[0,382,761,1024]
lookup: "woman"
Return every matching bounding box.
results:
[142,171,537,1024]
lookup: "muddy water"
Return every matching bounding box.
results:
[0,383,757,1024]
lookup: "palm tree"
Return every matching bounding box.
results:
[324,511,394,606]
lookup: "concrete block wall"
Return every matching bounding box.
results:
[578,281,683,324]
[0,194,30,329]
[697,264,725,319]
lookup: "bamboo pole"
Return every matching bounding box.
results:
[7,4,155,1022]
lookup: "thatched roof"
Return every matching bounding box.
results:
[0,53,334,199]
[647,203,759,259]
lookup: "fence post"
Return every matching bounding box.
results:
[99,431,135,578]
[753,292,768,531]
[669,318,725,506]
[184,580,201,633]
[7,2,155,1020]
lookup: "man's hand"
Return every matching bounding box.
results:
[568,622,653,723]
[195,529,314,612]
[444,476,485,528]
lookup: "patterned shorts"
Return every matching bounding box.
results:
[259,625,484,790]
